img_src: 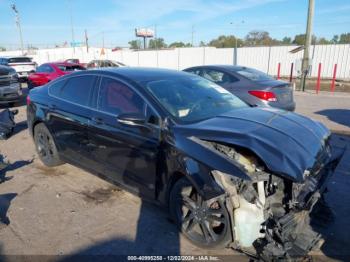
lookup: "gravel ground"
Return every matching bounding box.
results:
[0,88,349,261]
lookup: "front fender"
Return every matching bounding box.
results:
[159,134,251,203]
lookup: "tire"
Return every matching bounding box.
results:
[34,123,63,167]
[169,177,232,249]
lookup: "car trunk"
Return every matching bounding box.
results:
[258,80,294,104]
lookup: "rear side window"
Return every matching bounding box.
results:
[49,80,67,97]
[50,75,96,106]
[36,64,54,73]
[57,65,86,72]
[185,68,202,76]
[98,77,145,116]
[234,68,273,81]
[202,69,238,85]
[8,57,32,63]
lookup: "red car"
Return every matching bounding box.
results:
[28,62,85,89]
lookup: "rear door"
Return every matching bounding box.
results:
[47,75,98,165]
[87,76,160,198]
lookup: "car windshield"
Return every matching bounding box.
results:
[145,76,247,123]
[8,57,32,63]
[57,65,85,71]
[234,68,273,81]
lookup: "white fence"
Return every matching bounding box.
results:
[1,44,349,79]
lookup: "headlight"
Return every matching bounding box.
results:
[9,70,18,80]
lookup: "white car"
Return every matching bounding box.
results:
[0,56,37,81]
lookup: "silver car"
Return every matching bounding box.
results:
[184,65,295,111]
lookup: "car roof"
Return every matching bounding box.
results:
[186,65,250,71]
[48,62,80,66]
[0,56,31,59]
[93,67,193,82]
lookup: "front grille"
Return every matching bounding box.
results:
[0,75,17,88]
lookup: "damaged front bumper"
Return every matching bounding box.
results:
[255,159,340,260]
[212,149,344,260]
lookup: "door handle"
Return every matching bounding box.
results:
[91,117,103,125]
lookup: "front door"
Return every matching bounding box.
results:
[87,76,160,198]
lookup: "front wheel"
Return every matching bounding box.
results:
[169,177,232,249]
[34,123,63,167]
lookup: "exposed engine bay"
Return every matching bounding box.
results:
[205,141,340,260]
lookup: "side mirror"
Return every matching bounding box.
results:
[117,113,147,127]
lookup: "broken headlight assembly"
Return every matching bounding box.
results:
[208,142,333,260]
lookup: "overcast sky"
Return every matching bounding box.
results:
[0,0,349,49]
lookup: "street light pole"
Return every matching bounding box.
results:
[230,20,244,66]
[300,0,314,91]
[11,4,24,54]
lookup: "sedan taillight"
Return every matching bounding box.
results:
[248,90,277,102]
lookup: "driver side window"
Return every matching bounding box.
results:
[98,77,145,116]
[202,69,238,85]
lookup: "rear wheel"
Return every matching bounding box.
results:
[169,177,232,249]
[34,123,63,167]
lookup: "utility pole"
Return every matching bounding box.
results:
[85,29,89,52]
[300,0,314,92]
[154,24,157,50]
[11,4,24,54]
[68,0,75,54]
[230,20,244,66]
[191,25,195,47]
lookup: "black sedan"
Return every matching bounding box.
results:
[27,68,342,259]
[184,65,296,111]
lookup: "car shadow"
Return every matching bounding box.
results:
[309,134,350,260]
[0,193,17,228]
[60,139,181,260]
[315,109,350,128]
[11,120,28,136]
[0,155,33,184]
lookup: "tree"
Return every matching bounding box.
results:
[0,46,6,51]
[331,35,339,44]
[208,35,243,48]
[245,30,273,46]
[128,40,141,49]
[282,37,292,45]
[316,37,331,45]
[199,41,206,47]
[292,34,316,45]
[339,33,350,44]
[148,38,167,49]
[169,42,191,48]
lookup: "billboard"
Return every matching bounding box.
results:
[135,28,154,38]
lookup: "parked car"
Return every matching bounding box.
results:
[0,56,37,82]
[184,65,296,111]
[27,68,342,260]
[64,58,87,68]
[86,59,126,69]
[27,62,86,89]
[0,65,22,105]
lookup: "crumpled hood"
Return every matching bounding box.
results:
[174,107,331,182]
